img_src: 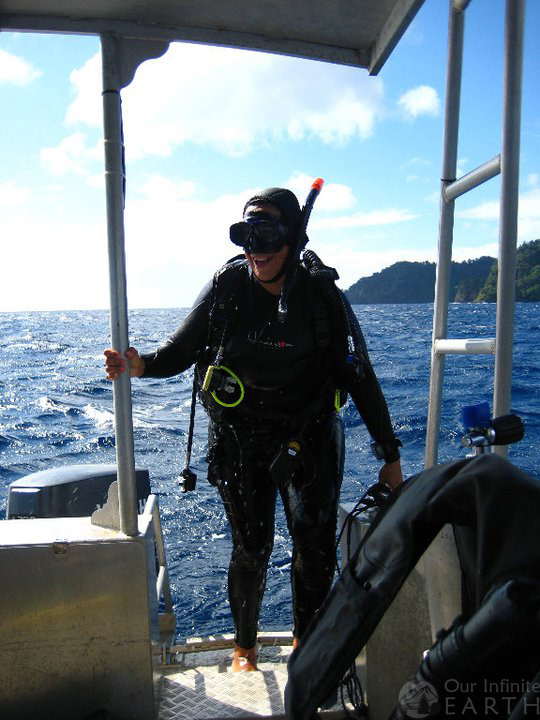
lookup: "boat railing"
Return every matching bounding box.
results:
[142,494,177,661]
[425,0,526,468]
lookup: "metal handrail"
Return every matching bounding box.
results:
[493,0,525,435]
[434,338,496,355]
[425,0,465,468]
[153,500,174,613]
[142,495,174,613]
[443,155,501,202]
[425,0,526,467]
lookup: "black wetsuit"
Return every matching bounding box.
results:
[142,261,397,647]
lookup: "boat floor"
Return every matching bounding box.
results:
[158,634,356,720]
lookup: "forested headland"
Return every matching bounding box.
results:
[344,239,540,304]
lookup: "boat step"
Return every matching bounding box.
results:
[158,640,352,720]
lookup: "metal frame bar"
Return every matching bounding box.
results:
[99,35,169,536]
[0,1,428,73]
[149,497,174,613]
[370,0,425,74]
[1,14,371,68]
[170,631,294,655]
[425,0,526,467]
[139,495,174,612]
[101,33,139,535]
[434,338,495,355]
[493,0,525,439]
[425,0,465,468]
[452,0,472,11]
[443,155,501,202]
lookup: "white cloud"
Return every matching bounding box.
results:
[40,132,102,177]
[456,157,469,178]
[65,53,102,128]
[118,171,421,306]
[0,48,41,85]
[518,188,540,241]
[457,199,499,221]
[398,85,440,120]
[0,215,109,311]
[9,164,530,311]
[312,208,417,230]
[456,187,540,242]
[401,157,434,185]
[0,180,30,207]
[87,173,105,189]
[402,19,425,48]
[286,172,356,212]
[0,169,414,309]
[452,243,498,261]
[323,242,503,291]
[122,178,253,306]
[137,175,196,203]
[402,156,432,169]
[458,187,540,219]
[3,168,529,311]
[122,193,419,305]
[63,44,385,163]
[424,190,440,205]
[318,246,437,290]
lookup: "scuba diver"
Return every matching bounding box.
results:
[104,183,403,672]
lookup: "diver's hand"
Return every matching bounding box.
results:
[379,459,403,490]
[104,347,145,380]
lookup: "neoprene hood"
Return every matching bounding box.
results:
[243,188,301,231]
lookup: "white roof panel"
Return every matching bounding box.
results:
[0,0,425,73]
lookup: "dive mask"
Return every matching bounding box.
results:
[230,213,290,253]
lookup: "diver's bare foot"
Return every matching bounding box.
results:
[232,645,258,672]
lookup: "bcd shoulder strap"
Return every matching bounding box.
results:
[206,251,366,378]
[302,249,367,378]
[206,255,249,359]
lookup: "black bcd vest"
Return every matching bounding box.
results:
[196,251,368,416]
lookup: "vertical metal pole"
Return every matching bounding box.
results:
[101,33,139,536]
[492,0,525,456]
[425,1,465,468]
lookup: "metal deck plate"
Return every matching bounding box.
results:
[158,643,350,720]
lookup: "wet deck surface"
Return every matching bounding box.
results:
[158,639,350,720]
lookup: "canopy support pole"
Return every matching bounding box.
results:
[100,33,138,536]
[98,34,170,535]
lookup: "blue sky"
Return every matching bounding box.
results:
[1,0,539,311]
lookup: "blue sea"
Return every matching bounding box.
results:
[1,303,538,640]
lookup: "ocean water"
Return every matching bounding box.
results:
[1,303,538,639]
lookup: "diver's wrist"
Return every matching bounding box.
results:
[371,438,402,463]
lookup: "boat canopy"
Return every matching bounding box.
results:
[0,0,427,537]
[2,0,526,544]
[0,0,424,74]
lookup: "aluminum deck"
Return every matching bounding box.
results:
[158,635,357,720]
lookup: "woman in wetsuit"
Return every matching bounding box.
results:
[104,187,403,671]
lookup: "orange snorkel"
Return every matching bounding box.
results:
[278,177,325,322]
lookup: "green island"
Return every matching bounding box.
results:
[344,239,540,304]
